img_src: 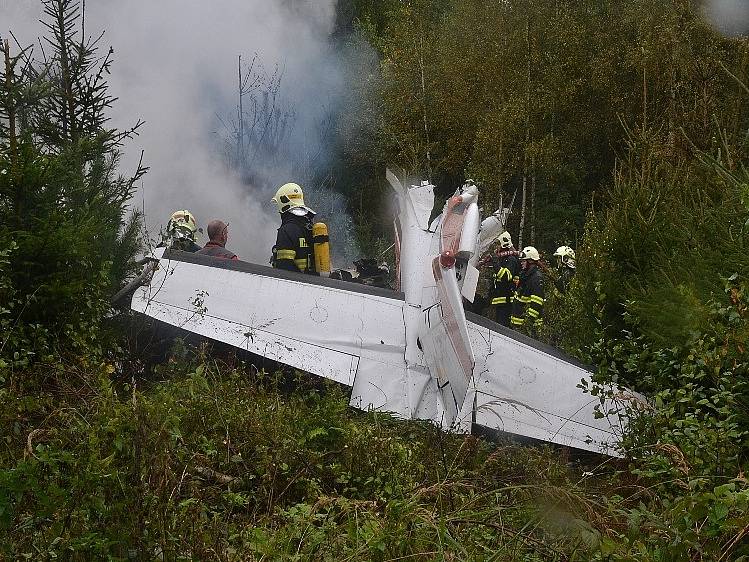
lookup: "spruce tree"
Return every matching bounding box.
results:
[0,0,146,363]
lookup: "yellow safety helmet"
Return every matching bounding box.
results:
[167,209,198,240]
[271,183,306,214]
[553,245,576,269]
[519,246,540,261]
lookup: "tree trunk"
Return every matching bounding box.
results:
[54,1,77,140]
[3,40,17,168]
[4,39,21,225]
[519,174,527,249]
[418,33,432,180]
[519,16,531,249]
[530,154,536,244]
[238,54,243,171]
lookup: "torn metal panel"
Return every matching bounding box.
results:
[420,256,474,427]
[133,256,404,387]
[350,359,409,416]
[129,171,636,456]
[460,263,480,303]
[466,317,622,454]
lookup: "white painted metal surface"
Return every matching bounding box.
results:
[130,172,633,456]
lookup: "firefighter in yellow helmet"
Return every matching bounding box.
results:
[510,246,545,335]
[270,183,317,274]
[163,209,201,252]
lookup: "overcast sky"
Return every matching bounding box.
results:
[704,0,749,37]
[1,0,343,262]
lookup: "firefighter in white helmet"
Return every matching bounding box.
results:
[553,245,576,294]
[485,231,521,327]
[162,209,201,253]
[270,183,317,274]
[511,246,545,334]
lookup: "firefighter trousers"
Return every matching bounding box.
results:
[493,303,512,327]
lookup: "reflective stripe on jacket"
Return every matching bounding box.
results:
[510,265,544,327]
[490,250,520,307]
[272,212,316,274]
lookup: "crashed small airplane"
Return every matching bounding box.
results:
[128,171,632,456]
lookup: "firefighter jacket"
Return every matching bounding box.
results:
[197,241,238,260]
[555,266,575,294]
[271,211,316,274]
[511,265,544,329]
[159,238,201,253]
[490,249,520,306]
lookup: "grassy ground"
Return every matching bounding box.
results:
[0,348,627,561]
[2,347,747,561]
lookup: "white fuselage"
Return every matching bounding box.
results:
[130,173,632,455]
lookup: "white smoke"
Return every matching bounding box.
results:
[1,0,347,263]
[704,0,749,37]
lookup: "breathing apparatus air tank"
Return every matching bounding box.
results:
[313,222,331,276]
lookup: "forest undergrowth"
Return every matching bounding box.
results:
[1,318,748,561]
[3,0,749,559]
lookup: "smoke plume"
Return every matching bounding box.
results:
[704,0,749,37]
[2,0,350,263]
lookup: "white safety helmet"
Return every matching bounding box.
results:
[498,231,513,250]
[519,246,540,262]
[553,245,576,269]
[271,182,307,214]
[461,179,478,196]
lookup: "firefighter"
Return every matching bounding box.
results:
[163,209,201,252]
[511,246,545,334]
[552,245,576,294]
[197,220,238,260]
[270,182,316,274]
[488,231,520,327]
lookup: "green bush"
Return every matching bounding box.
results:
[0,1,144,369]
[0,351,623,561]
[562,147,749,355]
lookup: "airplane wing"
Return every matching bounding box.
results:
[131,249,627,455]
[466,313,625,455]
[134,248,443,420]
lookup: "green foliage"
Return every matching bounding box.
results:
[3,346,746,560]
[0,237,54,372]
[559,185,749,559]
[519,16,749,555]
[557,127,749,352]
[540,272,749,560]
[343,0,749,251]
[591,481,749,561]
[586,276,749,462]
[1,353,622,561]
[0,0,144,368]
